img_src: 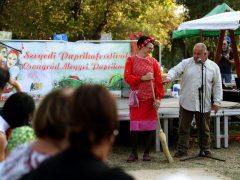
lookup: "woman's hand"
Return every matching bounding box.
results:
[141,72,154,81]
[153,99,160,110]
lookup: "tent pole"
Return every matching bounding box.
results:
[200,30,203,42]
[229,30,240,78]
[214,30,226,64]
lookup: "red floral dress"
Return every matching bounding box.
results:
[124,55,164,131]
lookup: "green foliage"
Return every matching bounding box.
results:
[0,0,186,68]
[177,0,240,20]
[0,0,185,46]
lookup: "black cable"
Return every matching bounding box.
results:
[0,42,22,53]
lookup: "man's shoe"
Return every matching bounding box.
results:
[127,153,138,163]
[204,150,212,157]
[199,150,212,157]
[143,153,151,161]
[174,151,188,158]
[198,150,205,157]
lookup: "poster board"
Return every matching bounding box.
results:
[0,40,132,100]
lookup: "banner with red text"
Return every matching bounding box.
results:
[0,41,131,100]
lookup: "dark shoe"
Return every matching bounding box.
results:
[204,150,212,157]
[143,153,151,161]
[198,150,205,157]
[174,151,188,158]
[127,153,138,163]
[199,150,212,157]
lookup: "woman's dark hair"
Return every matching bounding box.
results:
[67,84,118,152]
[137,36,154,47]
[33,88,73,140]
[0,67,10,89]
[3,92,35,128]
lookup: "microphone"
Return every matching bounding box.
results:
[197,58,206,68]
[197,58,204,65]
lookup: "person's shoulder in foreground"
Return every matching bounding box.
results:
[19,148,134,180]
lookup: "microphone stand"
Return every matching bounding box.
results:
[198,62,205,156]
[180,62,225,162]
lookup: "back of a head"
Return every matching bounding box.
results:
[67,84,118,152]
[0,67,10,90]
[33,88,73,140]
[3,92,35,128]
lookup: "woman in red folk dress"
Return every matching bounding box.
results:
[124,36,164,163]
